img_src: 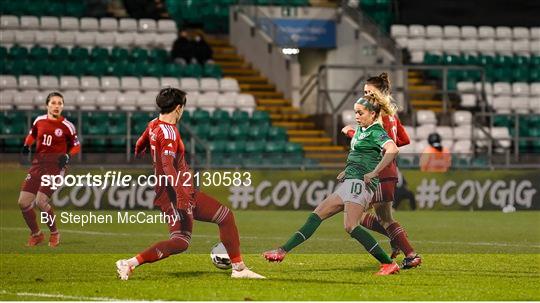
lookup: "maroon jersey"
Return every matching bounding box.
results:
[25,115,80,164]
[347,114,410,180]
[136,118,194,210]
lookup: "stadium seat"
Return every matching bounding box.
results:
[267,127,287,142]
[180,78,200,91]
[0,29,15,44]
[443,25,460,38]
[511,97,530,113]
[76,90,99,110]
[115,32,135,48]
[390,25,407,37]
[157,19,177,33]
[416,110,437,125]
[139,19,157,32]
[236,94,256,114]
[200,78,220,92]
[251,110,271,126]
[39,75,59,90]
[54,31,75,46]
[415,124,436,140]
[219,78,240,92]
[425,25,442,38]
[61,90,80,109]
[137,91,158,111]
[231,110,249,125]
[117,91,140,111]
[453,125,472,140]
[493,82,512,95]
[96,91,120,111]
[14,90,38,110]
[478,26,495,39]
[197,92,218,112]
[408,24,425,37]
[492,96,511,112]
[20,16,39,29]
[435,126,453,140]
[495,26,512,39]
[414,140,429,154]
[140,77,160,91]
[452,140,472,154]
[461,26,477,39]
[60,76,80,90]
[40,16,59,30]
[0,15,19,29]
[453,111,473,125]
[120,77,141,91]
[1,75,18,90]
[491,127,511,148]
[15,30,35,45]
[149,48,168,63]
[80,17,99,31]
[60,16,79,30]
[210,108,231,125]
[216,93,238,114]
[160,77,180,88]
[119,18,138,32]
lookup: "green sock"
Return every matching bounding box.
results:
[281,213,322,252]
[350,226,393,264]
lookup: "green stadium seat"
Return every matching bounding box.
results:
[70,47,90,61]
[0,46,7,59]
[149,49,169,63]
[494,55,513,67]
[531,55,540,66]
[251,110,271,126]
[65,2,85,17]
[194,124,211,140]
[9,46,28,60]
[211,109,230,124]
[493,67,512,82]
[247,125,269,140]
[111,47,129,62]
[90,47,109,61]
[44,1,65,16]
[29,46,48,60]
[477,55,494,66]
[130,48,148,62]
[443,53,462,65]
[5,60,26,76]
[88,138,107,152]
[183,63,203,78]
[84,61,107,76]
[180,110,191,125]
[512,55,529,66]
[264,141,285,155]
[50,46,69,61]
[231,110,249,125]
[267,127,287,141]
[192,109,211,124]
[203,63,223,78]
[245,140,265,154]
[145,63,165,77]
[512,67,529,82]
[208,125,229,140]
[228,125,248,140]
[225,140,246,154]
[64,60,84,77]
[163,63,183,77]
[462,54,478,65]
[530,68,540,82]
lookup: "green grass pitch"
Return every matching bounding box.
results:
[1,209,539,301]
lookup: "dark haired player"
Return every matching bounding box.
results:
[115,88,264,280]
[18,92,80,247]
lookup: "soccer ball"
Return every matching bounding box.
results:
[210,242,231,270]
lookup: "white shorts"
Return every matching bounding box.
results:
[334,179,374,208]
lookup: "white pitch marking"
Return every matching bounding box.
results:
[0,290,123,301]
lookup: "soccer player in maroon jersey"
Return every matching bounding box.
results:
[18,92,80,247]
[263,73,421,270]
[115,87,264,280]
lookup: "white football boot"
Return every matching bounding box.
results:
[231,267,266,279]
[116,259,134,280]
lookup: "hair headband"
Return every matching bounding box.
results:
[355,97,374,111]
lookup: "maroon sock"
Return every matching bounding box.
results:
[361,213,388,236]
[20,205,40,235]
[217,210,242,264]
[386,222,415,256]
[137,236,190,265]
[44,208,58,234]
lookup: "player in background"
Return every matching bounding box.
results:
[263,74,421,270]
[264,93,401,275]
[116,88,264,280]
[343,73,421,269]
[18,92,80,247]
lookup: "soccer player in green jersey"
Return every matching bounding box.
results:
[263,92,401,275]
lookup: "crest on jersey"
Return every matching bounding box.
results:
[54,128,63,137]
[358,132,368,140]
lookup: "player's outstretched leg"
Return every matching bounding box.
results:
[194,192,265,279]
[374,203,421,269]
[263,193,344,262]
[344,202,399,275]
[360,212,401,258]
[116,204,192,280]
[35,192,60,247]
[18,191,44,246]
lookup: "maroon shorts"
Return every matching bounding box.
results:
[21,163,64,197]
[371,178,397,203]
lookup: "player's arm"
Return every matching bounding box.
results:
[21,121,39,159]
[341,125,356,138]
[135,127,150,158]
[394,116,410,147]
[59,122,81,168]
[364,140,399,184]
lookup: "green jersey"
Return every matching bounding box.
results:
[344,122,392,188]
